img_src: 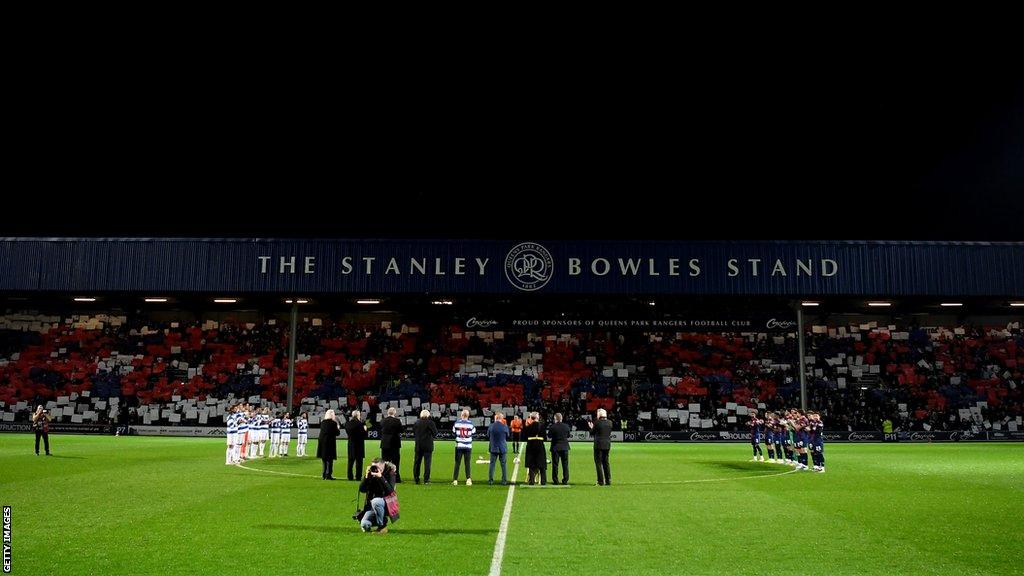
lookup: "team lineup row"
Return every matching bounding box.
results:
[750,409,826,472]
[224,405,310,463]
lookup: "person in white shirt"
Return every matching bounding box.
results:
[452,409,476,486]
[270,414,282,457]
[235,409,249,463]
[225,408,237,465]
[296,412,309,457]
[258,408,270,457]
[279,413,293,456]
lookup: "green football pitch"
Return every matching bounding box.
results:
[1,435,1022,576]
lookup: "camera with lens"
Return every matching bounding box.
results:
[369,465,380,474]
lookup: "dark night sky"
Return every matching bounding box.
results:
[7,46,1022,242]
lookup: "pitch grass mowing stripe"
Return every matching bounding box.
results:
[628,466,799,485]
[489,453,525,576]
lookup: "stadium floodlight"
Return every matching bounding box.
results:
[867,302,891,307]
[647,301,656,306]
[431,300,454,305]
[940,302,963,307]
[144,298,168,303]
[801,301,820,306]
[356,299,381,305]
[213,298,238,304]
[73,297,96,302]
[1010,302,1024,307]
[285,299,310,304]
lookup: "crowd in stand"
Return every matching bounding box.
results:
[0,312,1020,433]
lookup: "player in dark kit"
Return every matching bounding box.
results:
[809,411,826,473]
[748,410,764,462]
[793,410,810,471]
[771,413,786,464]
[763,412,776,463]
[781,409,796,466]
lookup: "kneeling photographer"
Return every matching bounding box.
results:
[357,460,394,533]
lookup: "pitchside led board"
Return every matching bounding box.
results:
[0,238,1021,296]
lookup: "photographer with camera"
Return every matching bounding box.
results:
[32,405,51,455]
[357,461,394,534]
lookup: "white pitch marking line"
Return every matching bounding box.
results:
[488,454,523,576]
[235,463,322,478]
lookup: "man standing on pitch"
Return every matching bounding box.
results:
[412,409,437,484]
[346,410,368,481]
[488,412,510,485]
[587,408,612,486]
[452,409,476,486]
[548,412,571,485]
[380,407,404,483]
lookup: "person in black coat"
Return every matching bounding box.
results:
[379,407,404,483]
[317,409,339,480]
[547,412,571,485]
[412,409,438,484]
[524,412,547,485]
[345,410,368,481]
[588,408,613,486]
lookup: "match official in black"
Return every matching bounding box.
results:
[548,412,570,485]
[588,408,612,486]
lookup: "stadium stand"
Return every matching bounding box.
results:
[0,313,1020,433]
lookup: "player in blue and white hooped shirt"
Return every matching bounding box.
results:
[452,409,476,486]
[235,409,249,463]
[252,408,262,459]
[241,405,253,459]
[248,408,259,458]
[279,413,292,457]
[225,407,237,465]
[252,408,263,458]
[269,414,282,457]
[296,412,309,457]
[256,408,269,457]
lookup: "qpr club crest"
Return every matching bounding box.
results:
[504,242,554,291]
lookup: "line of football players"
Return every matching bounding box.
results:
[225,406,309,464]
[749,409,826,473]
